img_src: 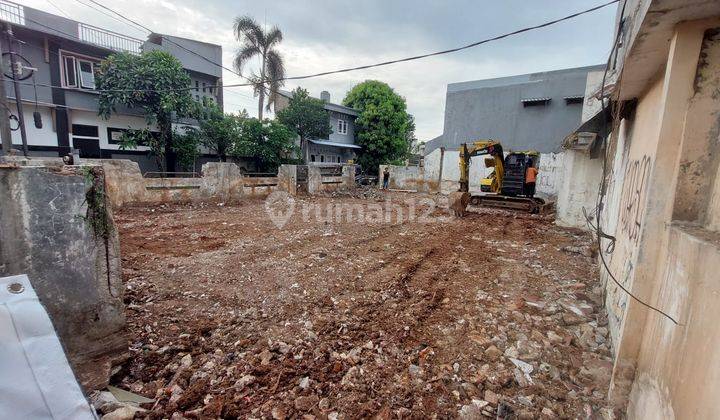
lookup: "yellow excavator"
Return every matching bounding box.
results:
[449,140,550,214]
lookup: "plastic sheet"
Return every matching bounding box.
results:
[0,274,96,419]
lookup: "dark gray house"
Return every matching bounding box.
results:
[275,90,360,164]
[425,65,605,155]
[0,1,223,172]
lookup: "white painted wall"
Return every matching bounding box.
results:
[70,110,151,151]
[10,105,56,147]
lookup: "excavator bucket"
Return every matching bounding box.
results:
[448,192,471,217]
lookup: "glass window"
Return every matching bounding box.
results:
[78,60,95,89]
[63,56,77,88]
[337,119,347,135]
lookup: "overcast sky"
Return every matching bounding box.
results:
[23,0,616,141]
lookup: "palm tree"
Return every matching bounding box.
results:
[233,16,285,120]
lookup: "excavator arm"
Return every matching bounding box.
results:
[458,140,505,193]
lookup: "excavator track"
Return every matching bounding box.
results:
[468,193,554,214]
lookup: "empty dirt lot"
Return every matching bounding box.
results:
[112,191,614,419]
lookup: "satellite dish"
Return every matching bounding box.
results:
[2,52,34,81]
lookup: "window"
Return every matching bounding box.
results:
[310,155,316,162]
[320,155,325,162]
[63,56,77,88]
[202,82,206,93]
[564,96,584,105]
[71,124,100,158]
[195,81,199,91]
[60,52,98,90]
[107,127,158,146]
[337,118,348,135]
[78,60,95,89]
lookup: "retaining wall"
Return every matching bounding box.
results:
[0,164,126,391]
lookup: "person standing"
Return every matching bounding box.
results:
[382,167,390,189]
[525,162,538,198]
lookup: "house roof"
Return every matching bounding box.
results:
[278,89,359,116]
[309,139,362,149]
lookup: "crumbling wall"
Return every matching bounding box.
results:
[96,159,267,206]
[591,21,720,417]
[555,150,603,229]
[0,164,126,391]
[307,165,355,194]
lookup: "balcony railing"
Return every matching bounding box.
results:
[0,0,23,25]
[78,23,142,54]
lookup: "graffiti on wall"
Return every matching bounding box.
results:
[619,155,652,243]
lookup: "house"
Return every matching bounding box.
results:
[424,65,604,156]
[275,90,361,164]
[0,0,223,173]
[556,0,720,416]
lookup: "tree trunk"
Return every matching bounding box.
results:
[258,54,266,120]
[159,115,175,174]
[258,87,265,120]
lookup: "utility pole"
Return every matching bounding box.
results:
[5,23,27,157]
[0,31,12,155]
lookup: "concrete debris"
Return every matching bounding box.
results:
[107,194,616,418]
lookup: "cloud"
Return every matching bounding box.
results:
[21,0,616,140]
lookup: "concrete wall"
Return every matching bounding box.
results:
[96,159,266,207]
[555,150,603,229]
[0,164,125,391]
[426,65,604,155]
[306,165,355,194]
[591,13,720,418]
[555,67,608,230]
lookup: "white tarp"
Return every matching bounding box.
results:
[0,274,96,419]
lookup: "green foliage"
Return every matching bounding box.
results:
[232,118,298,172]
[342,80,414,174]
[276,87,331,159]
[80,167,112,240]
[96,50,194,171]
[187,98,246,162]
[117,128,165,170]
[172,129,201,172]
[233,15,285,119]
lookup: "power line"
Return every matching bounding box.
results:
[587,0,680,326]
[45,0,69,18]
[7,0,619,94]
[279,0,620,82]
[70,0,147,35]
[82,0,618,90]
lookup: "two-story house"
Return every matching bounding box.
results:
[0,1,223,173]
[276,90,361,164]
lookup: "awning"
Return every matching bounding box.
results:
[521,97,551,106]
[562,108,613,156]
[309,139,362,149]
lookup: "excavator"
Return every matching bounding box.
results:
[448,140,550,215]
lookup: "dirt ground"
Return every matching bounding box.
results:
[111,191,614,419]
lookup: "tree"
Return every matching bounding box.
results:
[233,15,285,120]
[232,118,298,172]
[276,87,331,162]
[342,80,413,173]
[184,99,246,162]
[97,50,193,172]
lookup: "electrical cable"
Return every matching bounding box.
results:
[589,0,680,325]
[8,0,619,94]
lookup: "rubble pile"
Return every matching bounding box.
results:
[112,194,615,419]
